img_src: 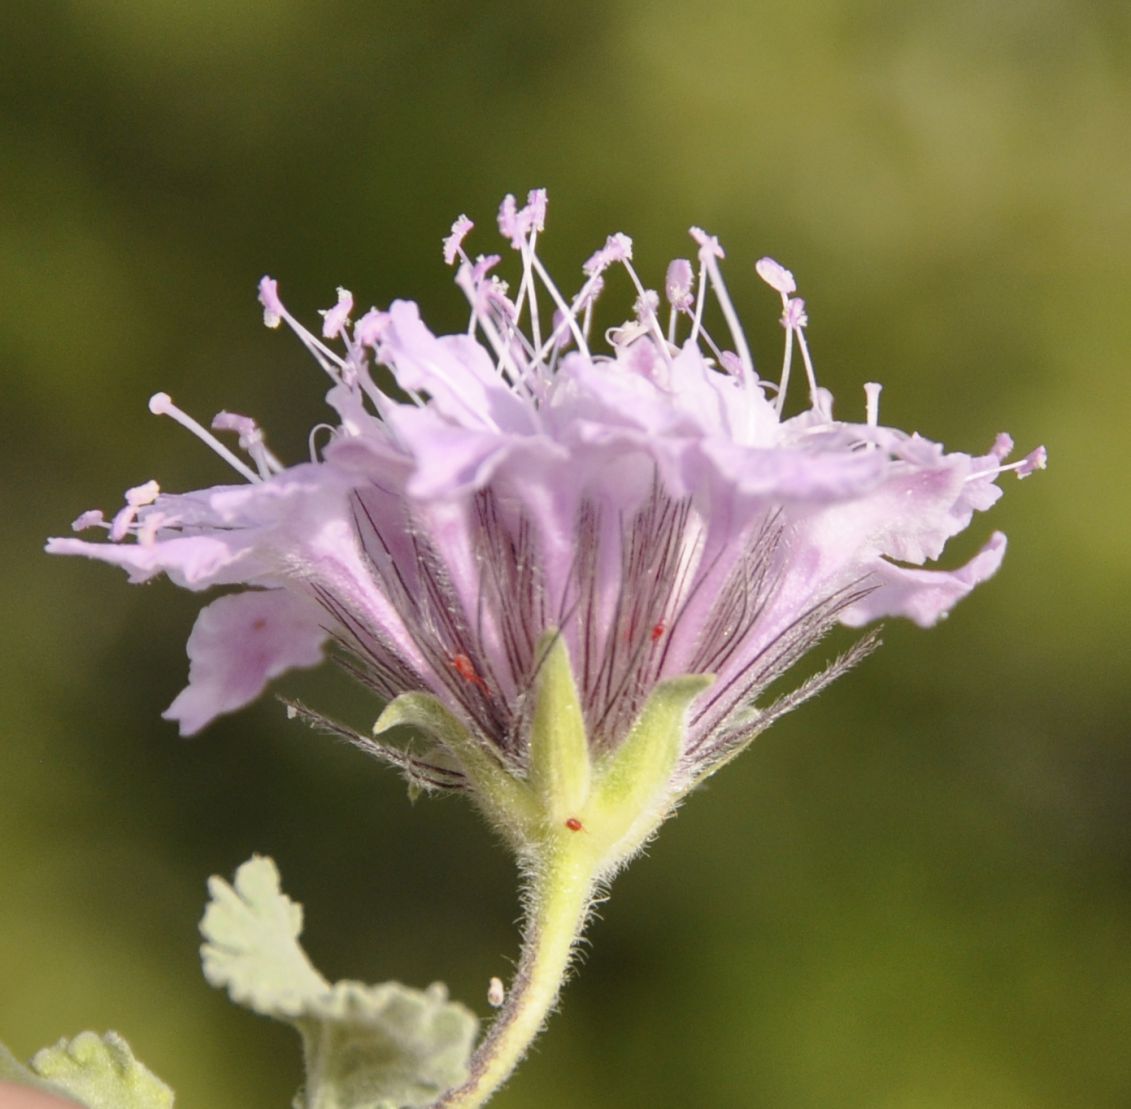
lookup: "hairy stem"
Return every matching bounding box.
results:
[435,838,598,1107]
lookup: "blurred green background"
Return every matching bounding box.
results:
[2,1,1127,1106]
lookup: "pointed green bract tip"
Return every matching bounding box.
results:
[527,632,592,824]
[374,692,538,842]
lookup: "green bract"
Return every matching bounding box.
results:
[376,631,712,879]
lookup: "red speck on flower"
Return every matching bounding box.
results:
[452,652,490,693]
[565,817,583,832]
[650,622,665,643]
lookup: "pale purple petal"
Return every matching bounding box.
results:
[839,532,1008,628]
[699,440,889,502]
[46,531,264,588]
[163,590,329,735]
[377,300,535,432]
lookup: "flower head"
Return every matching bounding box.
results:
[48,192,1043,854]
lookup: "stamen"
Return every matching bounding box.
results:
[510,203,549,365]
[690,228,755,391]
[497,194,521,248]
[665,258,695,344]
[109,480,160,541]
[634,289,660,327]
[137,511,168,546]
[455,265,532,392]
[619,261,673,363]
[257,276,350,381]
[966,444,1048,482]
[497,190,546,252]
[754,257,796,296]
[665,259,695,313]
[525,188,548,233]
[354,307,388,349]
[782,297,807,330]
[694,324,730,369]
[149,393,261,483]
[1016,445,1047,477]
[257,276,284,328]
[520,239,544,358]
[775,318,794,415]
[583,233,633,278]
[71,509,106,532]
[528,251,592,362]
[212,411,285,479]
[443,214,474,266]
[124,479,158,503]
[864,382,882,428]
[758,259,815,414]
[319,287,354,340]
[579,278,601,344]
[719,352,744,377]
[794,312,823,413]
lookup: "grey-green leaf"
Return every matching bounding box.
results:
[200,854,329,1018]
[202,855,478,1109]
[28,1031,173,1109]
[296,980,479,1109]
[1,1039,75,1100]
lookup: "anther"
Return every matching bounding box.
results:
[443,214,474,266]
[71,509,106,533]
[319,287,354,340]
[109,480,160,542]
[257,276,284,329]
[665,259,694,313]
[755,257,796,296]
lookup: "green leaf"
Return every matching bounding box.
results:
[294,980,479,1109]
[27,1031,173,1109]
[200,854,329,1017]
[1,1039,74,1100]
[201,856,478,1109]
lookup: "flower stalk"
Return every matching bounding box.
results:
[438,836,599,1108]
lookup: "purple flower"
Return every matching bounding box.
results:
[47,190,1044,800]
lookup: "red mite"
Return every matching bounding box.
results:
[451,652,490,693]
[565,818,584,832]
[650,622,666,643]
